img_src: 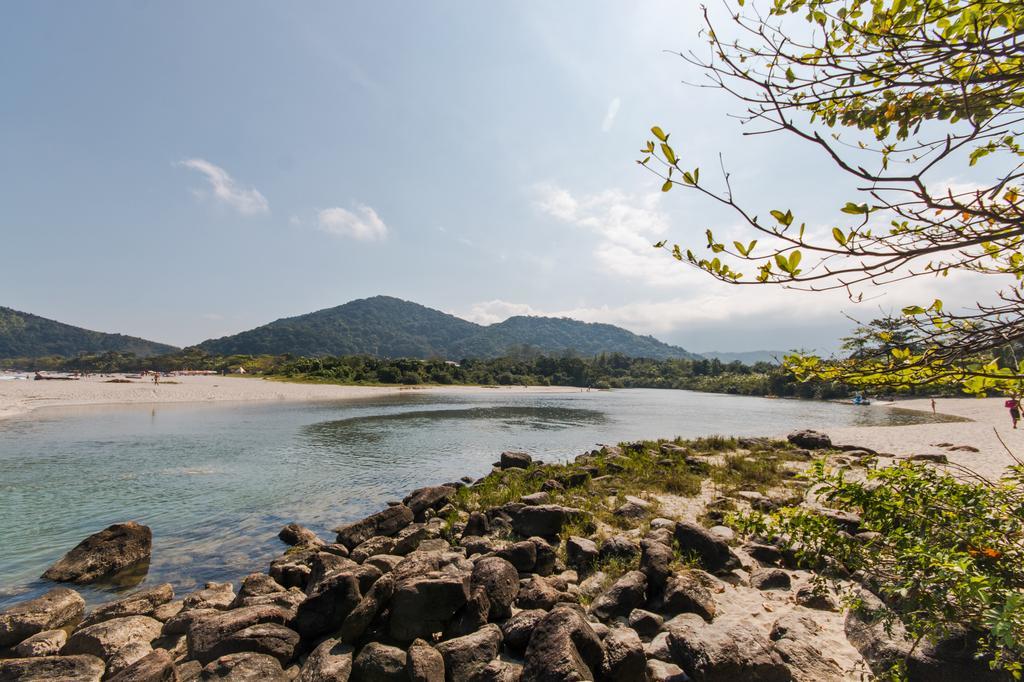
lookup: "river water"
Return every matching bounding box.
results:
[0,388,956,607]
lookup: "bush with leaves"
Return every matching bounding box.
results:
[737,456,1024,678]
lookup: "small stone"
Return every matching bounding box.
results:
[499,451,532,469]
[12,628,68,657]
[750,568,792,591]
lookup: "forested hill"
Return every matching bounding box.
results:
[196,296,700,360]
[0,306,178,359]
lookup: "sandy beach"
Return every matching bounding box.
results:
[829,397,1023,481]
[0,374,576,422]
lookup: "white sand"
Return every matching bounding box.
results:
[827,397,1023,481]
[0,374,576,422]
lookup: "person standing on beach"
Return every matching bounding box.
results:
[1007,396,1021,429]
[931,398,936,414]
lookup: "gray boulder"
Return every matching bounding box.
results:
[601,627,647,681]
[0,587,85,647]
[499,451,532,469]
[509,505,587,538]
[0,654,105,681]
[591,571,647,621]
[515,575,576,611]
[471,557,520,620]
[406,638,445,682]
[186,605,291,665]
[199,652,288,680]
[63,615,162,663]
[787,430,832,449]
[521,605,603,681]
[199,622,300,666]
[333,506,414,549]
[501,609,547,653]
[12,628,67,657]
[278,523,322,547]
[659,573,716,621]
[673,521,740,574]
[81,583,174,627]
[403,486,456,517]
[106,649,176,682]
[750,569,791,591]
[183,582,235,611]
[389,570,471,642]
[293,570,363,639]
[435,624,503,682]
[667,620,791,682]
[297,638,353,682]
[41,522,152,584]
[566,536,599,571]
[339,573,394,643]
[352,642,407,681]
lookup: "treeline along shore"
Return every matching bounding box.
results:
[1,349,948,400]
[3,428,1008,681]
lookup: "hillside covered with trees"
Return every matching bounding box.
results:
[196,296,700,360]
[0,306,177,359]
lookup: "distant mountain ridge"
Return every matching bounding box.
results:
[0,306,178,359]
[197,296,701,360]
[700,350,788,364]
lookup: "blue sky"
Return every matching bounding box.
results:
[0,2,966,352]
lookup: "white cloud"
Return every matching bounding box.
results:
[178,158,269,215]
[534,184,688,287]
[317,204,389,241]
[601,97,621,132]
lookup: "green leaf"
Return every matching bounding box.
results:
[661,143,678,165]
[775,253,791,273]
[788,250,802,272]
[661,179,673,193]
[902,305,927,316]
[841,202,870,215]
[651,126,667,141]
[832,227,847,245]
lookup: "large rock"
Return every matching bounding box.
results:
[768,614,844,682]
[406,638,445,682]
[471,557,520,620]
[12,628,68,657]
[0,587,85,647]
[566,536,598,571]
[494,541,537,572]
[333,506,414,549]
[41,522,152,584]
[297,638,353,682]
[521,605,603,681]
[186,605,291,665]
[80,583,174,627]
[667,620,791,682]
[63,615,162,663]
[183,582,236,611]
[389,570,471,641]
[501,609,547,653]
[403,486,456,517]
[673,521,740,574]
[200,652,288,680]
[590,571,647,621]
[435,624,503,681]
[640,539,674,593]
[786,430,831,450]
[499,451,532,469]
[508,505,587,538]
[278,523,322,547]
[293,570,363,639]
[339,573,394,643]
[106,649,176,682]
[515,575,576,611]
[0,654,105,681]
[601,627,647,681]
[199,623,300,666]
[352,642,407,681]
[660,573,716,621]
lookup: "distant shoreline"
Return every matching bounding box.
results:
[0,374,578,422]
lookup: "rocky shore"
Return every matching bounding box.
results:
[0,431,1008,681]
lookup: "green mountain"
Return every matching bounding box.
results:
[197,296,699,360]
[0,306,179,359]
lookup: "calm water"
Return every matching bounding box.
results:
[0,389,955,607]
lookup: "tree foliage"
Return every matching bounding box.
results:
[643,0,1024,394]
[739,456,1024,678]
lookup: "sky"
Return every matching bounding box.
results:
[0,2,993,353]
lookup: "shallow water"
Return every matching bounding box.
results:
[0,388,957,607]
